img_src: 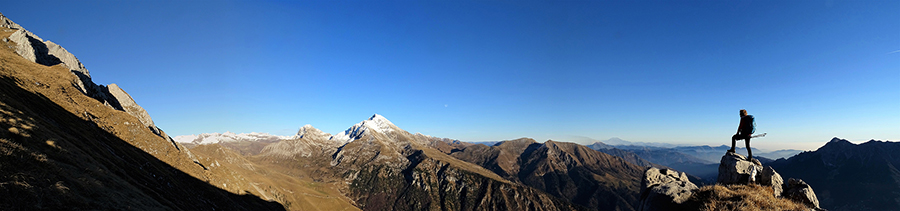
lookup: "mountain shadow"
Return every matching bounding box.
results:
[769,138,900,211]
[0,47,285,210]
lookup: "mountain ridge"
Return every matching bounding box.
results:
[770,137,900,210]
[0,14,285,210]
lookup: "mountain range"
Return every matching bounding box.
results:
[1,12,896,211]
[591,140,803,184]
[769,138,900,211]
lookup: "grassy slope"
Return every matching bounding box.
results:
[189,143,360,211]
[0,28,283,210]
[685,184,811,211]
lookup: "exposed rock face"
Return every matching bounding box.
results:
[1,13,167,140]
[717,152,762,184]
[348,150,584,211]
[718,152,785,196]
[639,168,698,211]
[716,152,823,209]
[784,178,820,209]
[758,166,784,197]
[0,16,284,210]
[2,14,90,93]
[106,84,160,134]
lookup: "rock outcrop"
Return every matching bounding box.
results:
[758,165,784,197]
[640,151,823,210]
[638,168,698,211]
[106,84,162,134]
[717,152,821,210]
[2,13,90,92]
[717,152,784,196]
[716,152,784,196]
[1,13,167,139]
[784,178,820,209]
[0,14,285,210]
[717,152,761,184]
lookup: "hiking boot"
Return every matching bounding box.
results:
[727,149,735,153]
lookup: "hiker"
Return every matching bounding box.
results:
[728,109,755,159]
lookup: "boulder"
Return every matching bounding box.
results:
[718,152,787,197]
[783,178,820,209]
[757,166,783,197]
[639,168,698,211]
[717,152,761,185]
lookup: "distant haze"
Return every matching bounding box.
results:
[4,1,897,151]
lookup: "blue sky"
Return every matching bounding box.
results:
[4,0,898,150]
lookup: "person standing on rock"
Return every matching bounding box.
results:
[728,109,755,159]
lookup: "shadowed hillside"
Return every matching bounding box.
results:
[450,138,644,211]
[770,138,900,211]
[0,27,283,210]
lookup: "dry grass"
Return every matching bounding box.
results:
[190,144,361,211]
[687,184,811,211]
[0,26,284,210]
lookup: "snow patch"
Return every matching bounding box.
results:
[172,132,294,145]
[330,114,398,144]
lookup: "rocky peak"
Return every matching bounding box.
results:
[366,114,394,132]
[2,13,90,80]
[0,13,23,29]
[330,113,401,144]
[817,137,854,152]
[296,124,331,140]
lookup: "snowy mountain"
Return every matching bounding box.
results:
[175,114,399,147]
[173,131,294,145]
[330,114,399,144]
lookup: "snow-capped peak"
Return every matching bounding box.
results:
[173,132,293,145]
[365,114,395,134]
[330,114,399,144]
[296,124,331,140]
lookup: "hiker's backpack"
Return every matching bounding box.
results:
[742,115,756,134]
[751,116,756,134]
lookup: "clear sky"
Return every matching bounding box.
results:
[4,0,898,150]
